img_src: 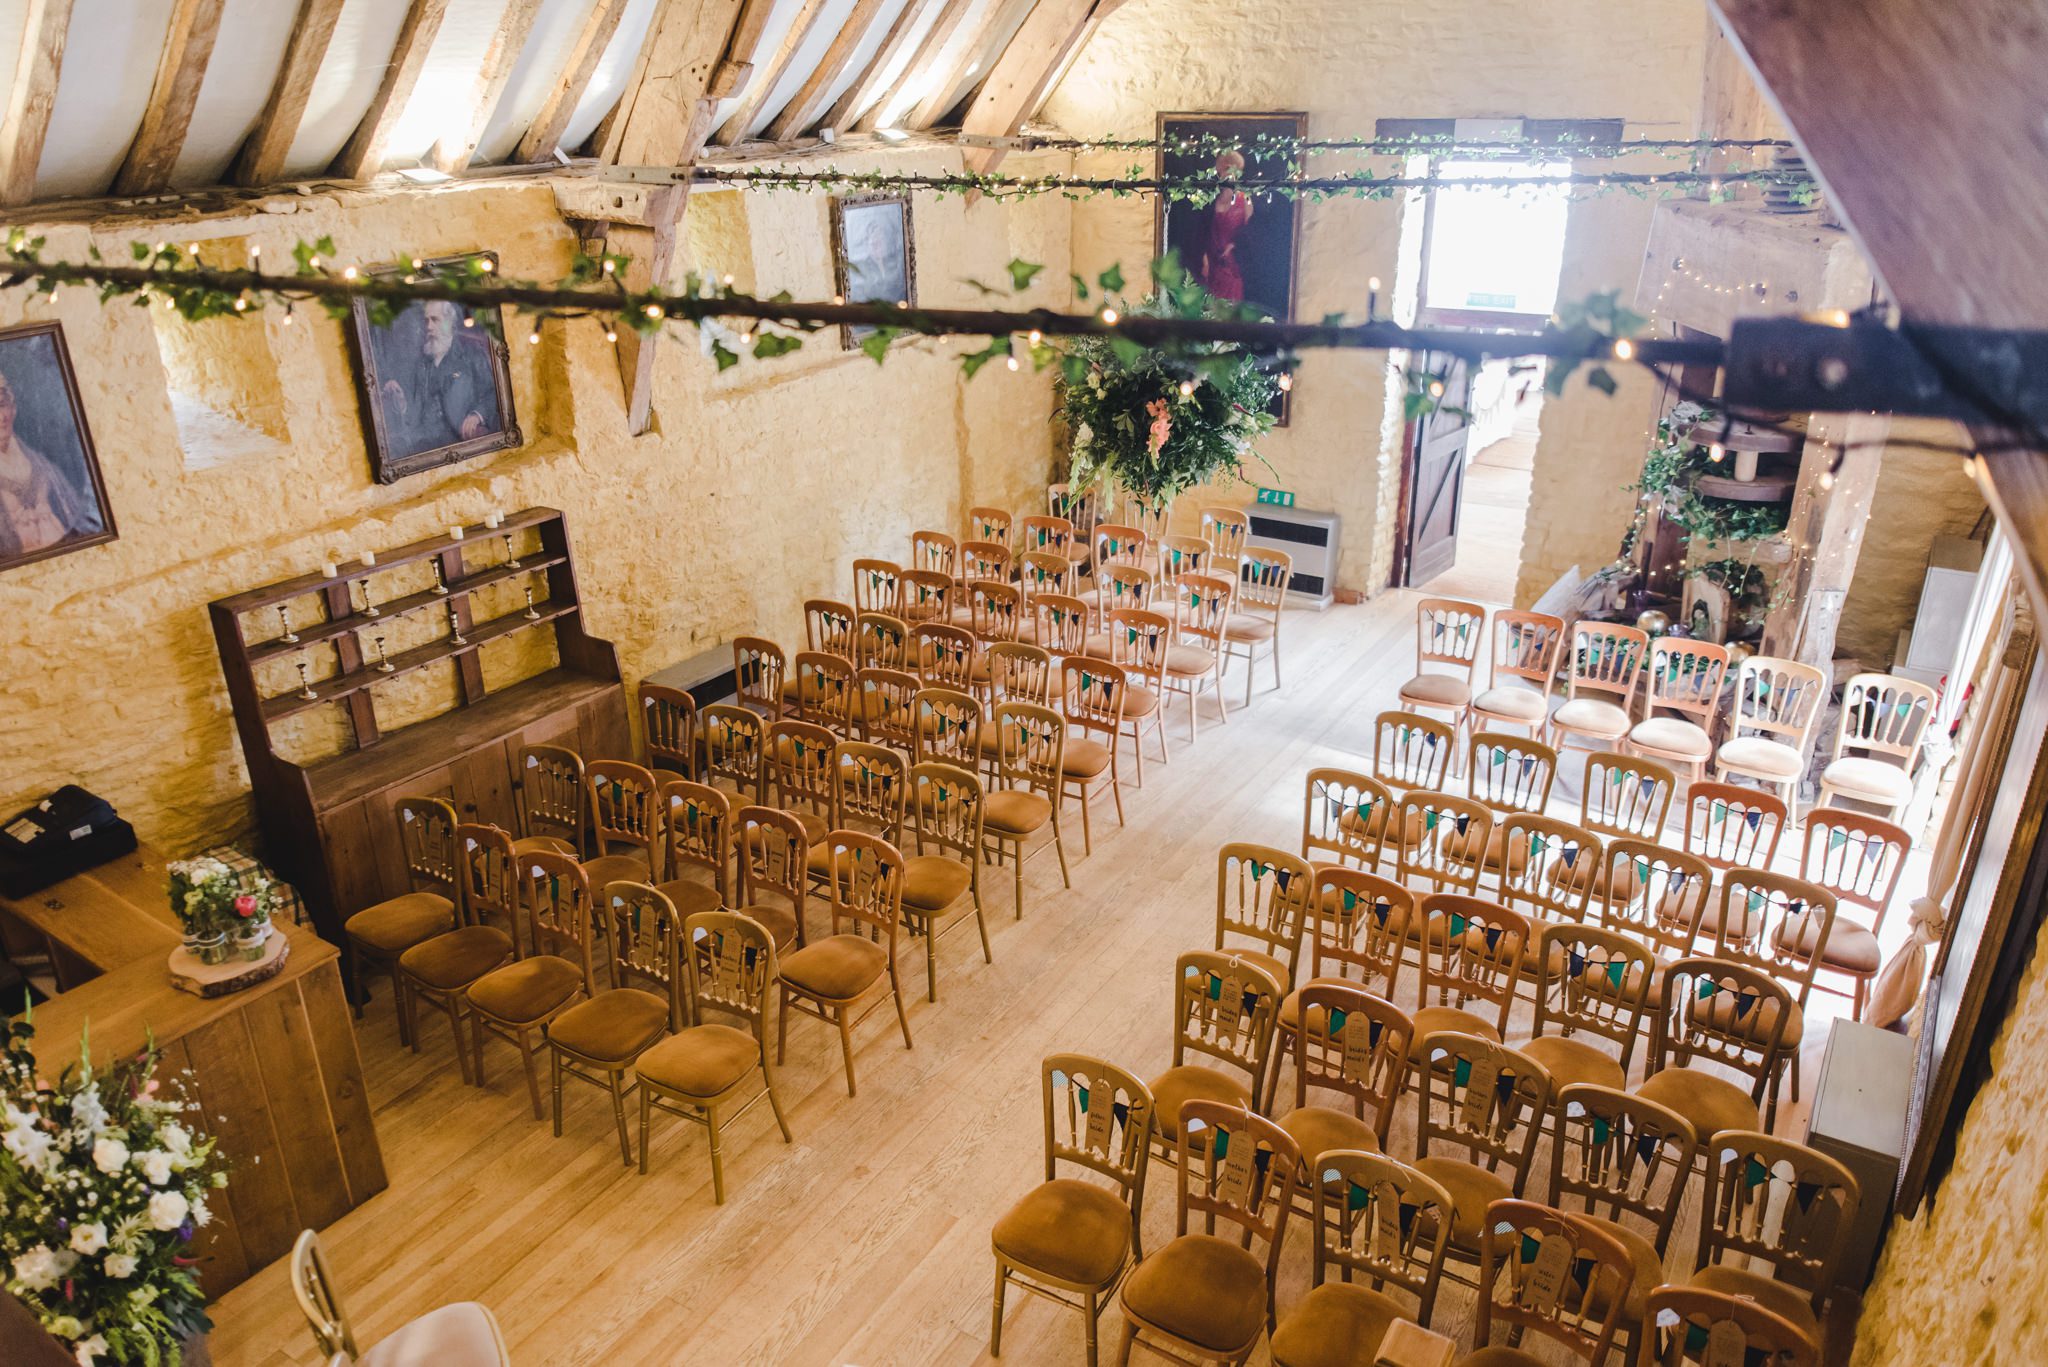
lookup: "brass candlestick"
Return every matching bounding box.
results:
[523,584,541,620]
[295,660,318,699]
[374,636,394,672]
[447,602,468,646]
[503,532,522,569]
[276,603,299,644]
[355,576,380,617]
[431,559,450,595]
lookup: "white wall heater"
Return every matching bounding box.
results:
[1246,507,1341,610]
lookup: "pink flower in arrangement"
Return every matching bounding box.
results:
[233,894,257,919]
[1146,398,1172,457]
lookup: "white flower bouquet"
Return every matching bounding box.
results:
[2,1010,227,1364]
[166,859,277,964]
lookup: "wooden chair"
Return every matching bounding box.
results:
[1522,923,1656,1090]
[1494,814,1603,931]
[635,910,794,1196]
[1397,598,1487,761]
[969,578,1026,647]
[1103,606,1173,780]
[901,760,991,1002]
[1302,768,1395,874]
[985,701,1072,916]
[1466,732,1557,875]
[1087,565,1160,645]
[1687,1132,1859,1351]
[856,666,921,752]
[583,759,662,887]
[1173,571,1238,721]
[853,557,903,616]
[1372,710,1454,793]
[733,634,789,719]
[1468,609,1564,738]
[1129,496,1172,566]
[776,829,914,1096]
[1394,793,1493,896]
[1795,807,1908,1019]
[855,611,910,671]
[639,682,698,781]
[1682,780,1786,878]
[291,1229,509,1366]
[1550,1084,1700,1364]
[910,528,958,579]
[514,744,585,858]
[913,685,983,772]
[802,599,858,660]
[654,779,730,925]
[344,796,460,1038]
[1018,550,1074,615]
[1270,1152,1453,1367]
[959,540,1013,601]
[1197,505,1252,573]
[1701,867,1836,1115]
[1591,840,1711,965]
[984,639,1055,708]
[549,881,680,1165]
[1273,982,1412,1170]
[967,505,1014,548]
[1713,656,1828,810]
[1409,1033,1553,1276]
[991,1055,1154,1367]
[1267,869,1413,1110]
[396,823,519,1082]
[1088,522,1151,612]
[1817,672,1939,819]
[1629,639,1731,787]
[1060,657,1129,853]
[1222,547,1291,706]
[822,740,908,853]
[1414,894,1528,1048]
[1033,591,1092,660]
[1639,1286,1818,1367]
[900,568,955,626]
[702,703,765,805]
[732,805,810,952]
[1459,1199,1635,1367]
[467,849,594,1117]
[910,621,978,691]
[1019,513,1077,567]
[1116,1101,1298,1367]
[1148,951,1283,1163]
[1634,957,1796,1142]
[1214,844,1315,993]
[1161,532,1213,578]
[1548,622,1650,758]
[1582,749,1677,847]
[761,719,838,847]
[794,649,859,736]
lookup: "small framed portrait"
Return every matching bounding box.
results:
[830,194,916,349]
[347,252,520,484]
[1156,111,1306,423]
[0,321,116,574]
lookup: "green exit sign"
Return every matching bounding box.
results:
[1256,487,1295,507]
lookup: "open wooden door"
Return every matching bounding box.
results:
[1399,354,1474,587]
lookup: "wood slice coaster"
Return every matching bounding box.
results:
[168,933,290,997]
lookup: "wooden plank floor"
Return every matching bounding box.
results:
[209,591,1884,1365]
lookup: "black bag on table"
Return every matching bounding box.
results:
[0,785,137,899]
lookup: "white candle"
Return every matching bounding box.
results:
[484,510,502,529]
[321,561,338,579]
[449,524,465,540]
[362,549,376,566]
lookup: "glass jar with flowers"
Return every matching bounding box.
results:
[166,858,276,966]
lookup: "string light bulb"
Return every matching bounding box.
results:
[645,303,665,320]
[527,328,540,345]
[1100,307,1119,325]
[342,265,358,280]
[605,328,618,343]
[1006,355,1021,371]
[1179,380,1195,396]
[1612,338,1635,361]
[478,259,494,273]
[1278,373,1294,392]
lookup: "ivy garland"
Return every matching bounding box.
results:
[1631,402,1791,544]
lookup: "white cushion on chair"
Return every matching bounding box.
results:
[1630,716,1712,760]
[1552,698,1630,737]
[1822,756,1913,804]
[359,1303,509,1367]
[1399,674,1471,707]
[1472,686,1546,723]
[1717,735,1805,780]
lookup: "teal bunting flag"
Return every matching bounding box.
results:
[1745,1156,1770,1188]
[1453,1057,1471,1087]
[1711,799,1728,825]
[1449,912,1467,937]
[1592,1116,1611,1144]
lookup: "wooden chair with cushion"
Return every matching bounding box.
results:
[969,579,1027,651]
[1164,571,1235,739]
[344,796,460,1041]
[1102,605,1172,781]
[732,805,810,953]
[1687,1132,1859,1353]
[910,528,957,579]
[794,649,859,736]
[1060,657,1129,853]
[702,703,765,805]
[639,682,697,781]
[1398,598,1487,763]
[984,639,1055,711]
[1086,523,1151,620]
[1372,710,1454,794]
[1628,639,1731,788]
[1087,565,1161,647]
[1702,868,1837,1116]
[1818,672,1938,819]
[549,881,681,1165]
[990,1055,1155,1367]
[1549,1084,1699,1365]
[1018,551,1075,619]
[902,760,992,1001]
[1161,533,1213,579]
[1215,843,1315,994]
[1413,895,1528,1052]
[1273,983,1412,1174]
[1018,513,1077,569]
[1223,548,1291,706]
[1116,1101,1298,1367]
[1267,869,1412,1110]
[465,849,596,1117]
[856,666,921,752]
[1302,768,1396,875]
[1494,814,1603,932]
[900,568,955,626]
[776,829,914,1096]
[967,505,1015,549]
[1129,496,1172,567]
[1796,807,1908,1019]
[1270,1151,1454,1367]
[1455,1199,1635,1367]
[1198,505,1252,572]
[1467,733,1556,880]
[910,621,978,692]
[655,779,731,929]
[733,634,789,719]
[1548,622,1649,760]
[1467,610,1564,739]
[855,611,911,672]
[815,741,908,883]
[984,701,1072,918]
[1409,1033,1553,1279]
[1582,750,1678,848]
[1633,957,1795,1143]
[1591,840,1711,966]
[1034,591,1093,661]
[582,759,663,888]
[852,557,903,617]
[291,1228,509,1367]
[913,685,983,772]
[1148,951,1283,1168]
[1394,792,1494,897]
[761,719,838,849]
[635,910,794,1197]
[959,541,1013,604]
[514,744,585,859]
[1713,655,1828,810]
[397,823,519,1081]
[1522,924,1656,1092]
[1639,1286,1818,1367]
[1682,780,1786,879]
[802,600,858,661]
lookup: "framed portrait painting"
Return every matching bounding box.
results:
[347,252,520,484]
[1155,111,1306,423]
[0,322,116,574]
[830,194,916,349]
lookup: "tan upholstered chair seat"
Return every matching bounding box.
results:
[1687,1265,1820,1342]
[467,955,583,1024]
[548,988,669,1062]
[985,790,1052,835]
[1278,977,1372,1036]
[356,1301,509,1367]
[1061,738,1113,779]
[780,933,887,1000]
[992,1177,1131,1286]
[1122,1233,1267,1354]
[1552,698,1630,737]
[1409,1156,1511,1246]
[1716,735,1804,779]
[1121,685,1160,717]
[1776,915,1882,973]
[1635,1066,1762,1138]
[1223,616,1275,642]
[1407,1007,1500,1061]
[345,892,454,953]
[732,900,800,951]
[399,926,513,990]
[1822,755,1913,803]
[1080,632,1115,661]
[1146,1064,1253,1142]
[1520,1035,1625,1091]
[1398,673,1471,708]
[1276,1105,1380,1166]
[581,851,651,887]
[1472,685,1547,724]
[1453,1346,1546,1367]
[787,809,830,846]
[1270,1282,1406,1367]
[635,1023,760,1098]
[901,855,972,911]
[1580,1214,1664,1321]
[1225,947,1291,995]
[1164,644,1214,676]
[654,877,723,919]
[512,835,576,859]
[1630,716,1712,759]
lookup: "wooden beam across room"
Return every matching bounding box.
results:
[112,0,228,196]
[901,0,1014,130]
[0,0,76,207]
[332,0,453,180]
[854,0,975,132]
[513,0,632,163]
[711,0,834,146]
[820,0,945,133]
[430,0,545,174]
[959,0,1114,175]
[233,0,346,186]
[764,0,895,142]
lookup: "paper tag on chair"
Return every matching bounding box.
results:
[1082,1088,1115,1155]
[1519,1232,1572,1312]
[713,943,742,998]
[1703,1318,1747,1367]
[1215,972,1244,1020]
[1341,1014,1376,1083]
[1217,1129,1257,1207]
[1459,1057,1499,1132]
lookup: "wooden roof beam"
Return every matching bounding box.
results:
[959,0,1112,175]
[819,0,944,134]
[513,0,631,163]
[899,0,1012,130]
[764,0,894,142]
[332,0,452,180]
[233,0,345,185]
[430,0,544,174]
[112,0,227,196]
[597,0,750,167]
[854,0,973,133]
[711,0,832,146]
[0,0,76,207]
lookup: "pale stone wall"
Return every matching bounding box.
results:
[1044,0,1708,597]
[0,154,1069,854]
[1838,445,1987,667]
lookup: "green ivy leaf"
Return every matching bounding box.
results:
[1007,259,1045,291]
[1585,366,1619,396]
[861,327,901,363]
[753,331,802,359]
[1070,272,1090,301]
[1097,264,1125,293]
[712,340,740,371]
